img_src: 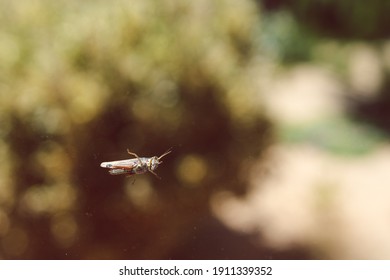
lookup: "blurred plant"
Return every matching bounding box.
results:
[279,117,387,156]
[0,0,272,259]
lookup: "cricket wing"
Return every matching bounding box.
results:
[100,159,137,169]
[100,159,138,175]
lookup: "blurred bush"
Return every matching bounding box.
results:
[0,0,272,259]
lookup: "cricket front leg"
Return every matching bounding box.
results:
[149,169,161,180]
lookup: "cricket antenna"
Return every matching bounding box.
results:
[158,147,173,161]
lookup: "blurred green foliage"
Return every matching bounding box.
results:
[261,11,319,64]
[261,0,390,40]
[0,0,272,259]
[279,118,387,156]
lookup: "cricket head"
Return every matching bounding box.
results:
[147,148,172,172]
[148,156,161,171]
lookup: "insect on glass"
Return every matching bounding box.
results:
[100,148,172,179]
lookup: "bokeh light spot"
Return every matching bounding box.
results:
[176,155,207,186]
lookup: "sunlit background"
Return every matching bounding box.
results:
[1,0,390,259]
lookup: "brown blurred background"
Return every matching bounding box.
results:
[0,0,389,259]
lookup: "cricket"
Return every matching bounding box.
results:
[100,148,172,179]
